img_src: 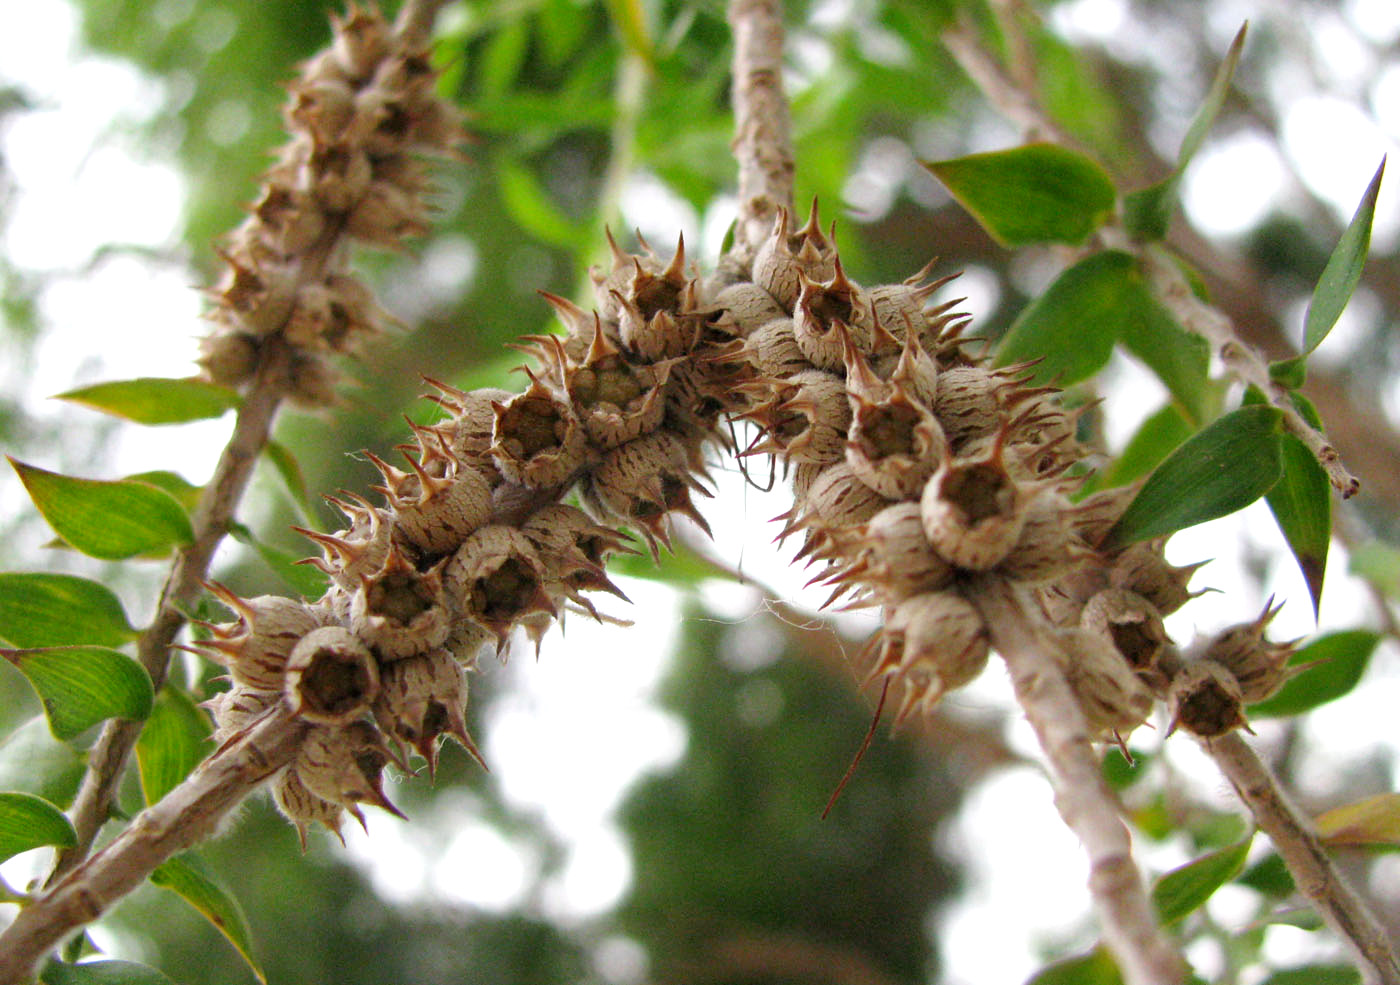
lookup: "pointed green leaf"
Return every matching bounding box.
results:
[0,573,138,648]
[1122,174,1180,242]
[1116,288,1210,426]
[41,960,176,985]
[1265,434,1331,616]
[1258,965,1362,985]
[264,440,314,524]
[1097,404,1193,490]
[1026,946,1123,985]
[1248,630,1378,718]
[0,791,76,863]
[1103,405,1285,548]
[1269,355,1307,390]
[923,143,1116,247]
[2,646,154,741]
[497,159,588,249]
[1236,853,1294,897]
[1179,24,1248,167]
[227,523,329,599]
[1349,541,1400,598]
[124,471,202,513]
[10,459,192,561]
[136,687,212,806]
[54,377,239,425]
[151,852,265,983]
[1153,834,1253,925]
[0,716,86,805]
[1315,793,1400,847]
[1303,159,1385,357]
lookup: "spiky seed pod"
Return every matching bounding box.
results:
[552,323,672,448]
[443,619,490,669]
[752,202,839,309]
[998,492,1093,585]
[298,494,395,590]
[783,461,890,559]
[490,374,589,489]
[441,386,517,460]
[283,625,380,725]
[205,684,281,748]
[1167,659,1249,739]
[1068,484,1141,548]
[309,141,374,213]
[865,591,989,722]
[844,314,939,409]
[284,276,379,353]
[286,351,344,409]
[197,331,260,387]
[374,648,482,776]
[388,457,494,556]
[610,235,711,361]
[791,263,870,371]
[520,504,632,611]
[845,383,943,499]
[198,588,327,691]
[919,434,1035,571]
[345,179,430,244]
[1199,600,1298,703]
[329,6,391,79]
[713,282,789,335]
[349,548,451,660]
[537,292,606,363]
[740,318,811,379]
[581,430,713,555]
[273,766,346,850]
[590,228,662,323]
[791,462,824,502]
[1109,542,1205,616]
[250,182,328,256]
[826,502,954,604]
[293,720,406,828]
[1080,588,1169,690]
[930,365,1014,451]
[745,369,852,465]
[867,259,953,330]
[1054,627,1155,743]
[444,524,557,645]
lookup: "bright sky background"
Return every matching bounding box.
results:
[2,0,1400,982]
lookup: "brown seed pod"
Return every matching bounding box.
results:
[919,432,1035,571]
[744,368,852,466]
[297,493,395,590]
[713,282,789,334]
[520,504,633,613]
[781,461,890,560]
[283,625,380,725]
[389,456,495,556]
[1080,588,1169,690]
[197,331,261,387]
[590,227,664,323]
[752,201,839,309]
[610,235,712,361]
[867,259,956,330]
[293,720,407,829]
[1054,627,1155,743]
[1167,659,1249,739]
[272,765,346,850]
[349,547,452,660]
[845,383,943,499]
[741,318,811,379]
[843,314,938,410]
[864,590,990,723]
[490,373,589,489]
[548,321,671,449]
[1109,541,1206,616]
[204,684,281,749]
[791,262,870,371]
[443,524,557,646]
[442,386,517,459]
[997,492,1093,585]
[929,364,1047,452]
[822,502,954,606]
[196,586,328,691]
[1068,484,1141,548]
[443,619,490,669]
[373,648,483,777]
[581,430,713,557]
[1199,600,1299,704]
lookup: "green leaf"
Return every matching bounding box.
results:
[124,471,202,514]
[1249,630,1378,718]
[1116,289,1211,426]
[1236,853,1294,897]
[54,377,239,425]
[923,143,1116,247]
[477,18,529,96]
[41,960,176,985]
[0,716,86,805]
[0,573,138,648]
[1179,24,1248,168]
[1265,434,1331,617]
[0,791,76,862]
[1303,158,1385,357]
[2,646,154,741]
[1314,793,1400,848]
[1103,406,1285,548]
[497,159,587,249]
[1122,174,1180,242]
[1025,946,1123,985]
[1258,965,1362,985]
[1349,541,1400,598]
[1097,404,1193,490]
[136,687,212,806]
[1269,355,1307,390]
[10,459,193,561]
[264,440,314,524]
[1153,834,1253,925]
[151,853,265,983]
[227,523,329,599]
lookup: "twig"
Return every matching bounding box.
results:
[726,0,796,264]
[0,706,309,985]
[971,576,1188,985]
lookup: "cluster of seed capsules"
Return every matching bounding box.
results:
[198,193,1300,841]
[197,5,458,406]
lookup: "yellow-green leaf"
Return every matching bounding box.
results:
[151,853,265,983]
[1303,159,1385,357]
[1249,630,1378,718]
[1265,434,1331,617]
[923,143,1116,247]
[1315,793,1400,847]
[1026,946,1122,985]
[54,377,239,425]
[41,959,176,985]
[1152,834,1253,925]
[136,687,212,806]
[0,791,76,863]
[2,646,154,741]
[0,573,138,648]
[0,716,86,806]
[10,459,192,561]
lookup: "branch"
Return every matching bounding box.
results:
[727,0,796,264]
[0,707,308,984]
[971,576,1188,985]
